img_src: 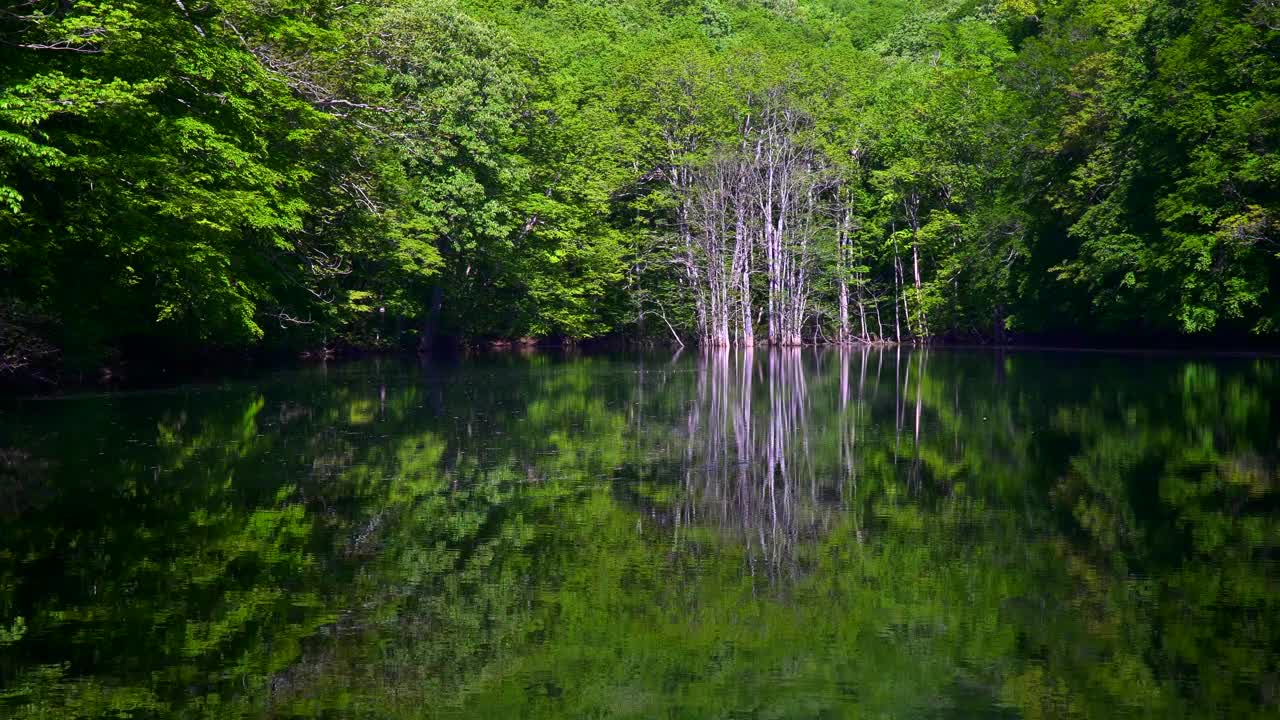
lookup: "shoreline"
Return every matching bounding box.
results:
[7,334,1280,397]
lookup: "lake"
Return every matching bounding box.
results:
[1,349,1277,718]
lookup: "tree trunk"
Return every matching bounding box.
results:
[417,284,445,353]
[857,278,869,343]
[912,237,927,339]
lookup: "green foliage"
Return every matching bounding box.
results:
[2,0,1279,381]
[1018,0,1280,336]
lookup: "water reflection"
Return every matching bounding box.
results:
[0,350,1276,718]
[677,349,824,579]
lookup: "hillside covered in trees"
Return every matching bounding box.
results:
[2,0,1278,378]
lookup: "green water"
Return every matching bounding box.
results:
[0,349,1277,719]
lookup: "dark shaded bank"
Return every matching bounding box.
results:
[927,328,1280,354]
[6,328,1280,396]
[0,334,640,395]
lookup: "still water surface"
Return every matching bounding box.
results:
[0,349,1277,718]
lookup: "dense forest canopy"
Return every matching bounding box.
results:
[2,0,1278,376]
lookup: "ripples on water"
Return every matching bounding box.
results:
[0,349,1277,718]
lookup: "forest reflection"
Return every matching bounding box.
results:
[0,350,1277,718]
[674,348,977,579]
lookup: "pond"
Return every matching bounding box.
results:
[0,349,1277,718]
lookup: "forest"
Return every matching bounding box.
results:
[2,0,1279,379]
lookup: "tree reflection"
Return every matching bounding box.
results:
[0,352,1276,718]
[675,349,830,581]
